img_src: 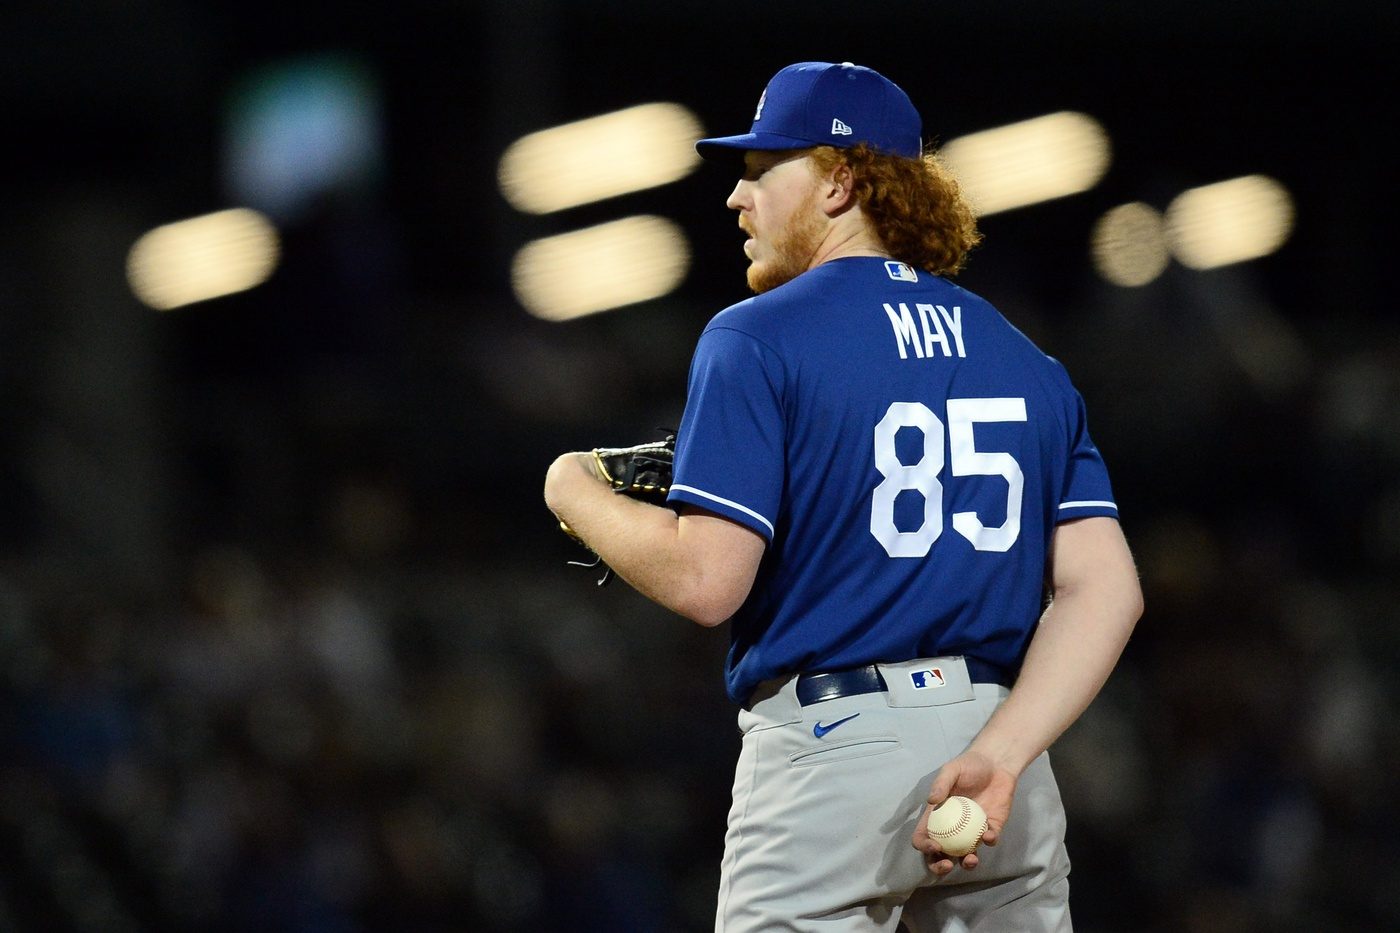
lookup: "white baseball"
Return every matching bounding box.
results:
[925,795,988,857]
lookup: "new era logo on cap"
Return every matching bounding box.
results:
[696,61,922,161]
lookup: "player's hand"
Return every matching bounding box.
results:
[911,750,1018,876]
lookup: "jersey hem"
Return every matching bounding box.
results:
[1056,503,1119,522]
[668,484,775,542]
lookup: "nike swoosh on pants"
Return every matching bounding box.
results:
[812,713,861,737]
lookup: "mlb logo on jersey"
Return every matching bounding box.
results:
[910,668,946,690]
[884,261,918,283]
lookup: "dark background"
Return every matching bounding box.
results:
[2,2,1398,931]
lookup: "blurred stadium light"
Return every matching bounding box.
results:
[222,55,383,223]
[498,102,704,214]
[126,208,280,311]
[1165,174,1295,269]
[941,111,1111,217]
[1091,202,1171,287]
[511,215,689,320]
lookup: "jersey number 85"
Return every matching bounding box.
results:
[871,398,1027,558]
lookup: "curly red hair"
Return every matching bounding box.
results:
[809,143,982,276]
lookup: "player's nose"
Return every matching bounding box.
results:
[726,179,752,211]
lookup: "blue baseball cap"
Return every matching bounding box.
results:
[696,61,922,160]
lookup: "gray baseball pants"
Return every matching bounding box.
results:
[716,657,1072,932]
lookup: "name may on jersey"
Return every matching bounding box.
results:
[882,302,966,360]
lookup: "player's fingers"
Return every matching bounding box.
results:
[959,852,980,870]
[926,765,959,805]
[927,854,957,877]
[912,817,944,857]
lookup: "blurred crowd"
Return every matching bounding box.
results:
[1,542,741,932]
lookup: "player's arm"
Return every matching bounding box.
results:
[913,515,1143,873]
[544,451,765,627]
[964,514,1142,778]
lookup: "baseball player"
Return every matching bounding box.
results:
[544,61,1143,931]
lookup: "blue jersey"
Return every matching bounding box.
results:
[668,257,1119,704]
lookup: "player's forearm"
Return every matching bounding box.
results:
[967,574,1142,776]
[543,453,745,625]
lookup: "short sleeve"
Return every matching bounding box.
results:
[667,326,785,542]
[1057,388,1119,522]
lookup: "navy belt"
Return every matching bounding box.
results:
[794,659,1013,706]
[795,666,888,705]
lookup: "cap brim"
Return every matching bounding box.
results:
[695,131,818,160]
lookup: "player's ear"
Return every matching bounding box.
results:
[821,160,856,215]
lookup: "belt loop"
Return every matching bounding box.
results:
[740,675,803,730]
[876,658,977,707]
